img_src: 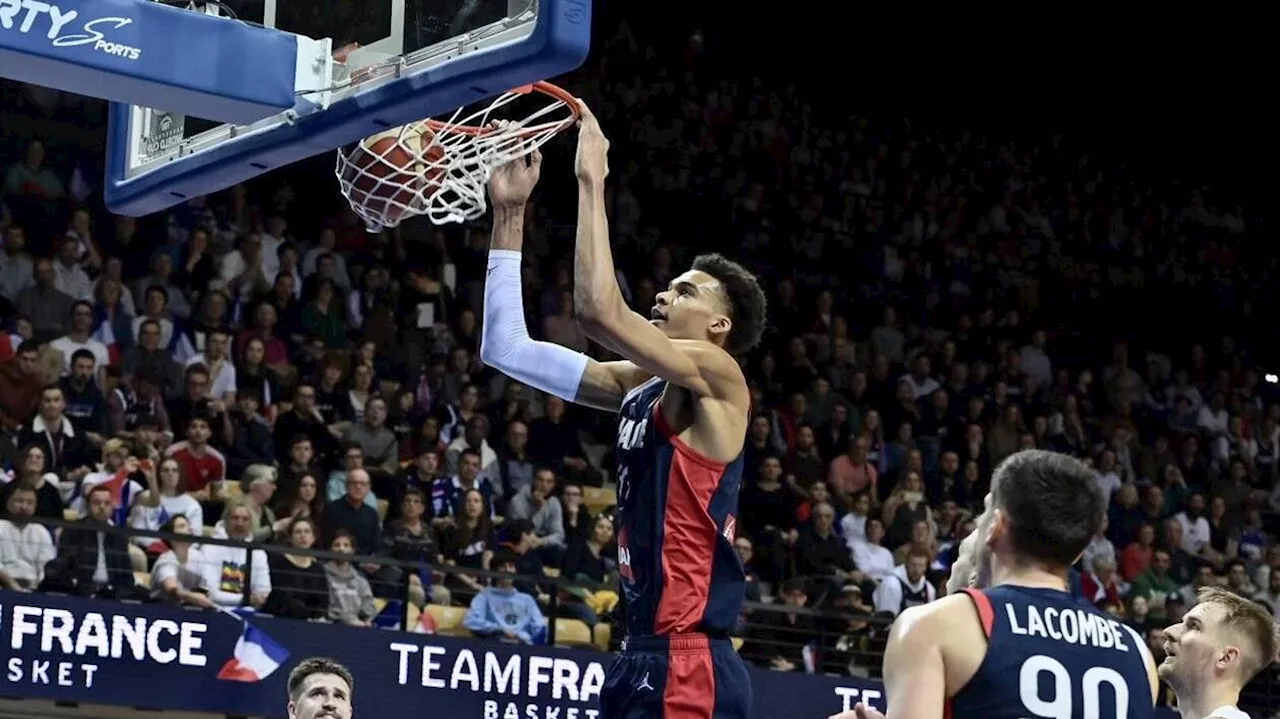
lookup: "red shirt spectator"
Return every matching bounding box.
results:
[165,417,226,492]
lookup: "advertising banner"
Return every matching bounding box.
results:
[0,591,1177,718]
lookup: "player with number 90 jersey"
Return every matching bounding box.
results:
[611,376,746,639]
[948,585,1157,719]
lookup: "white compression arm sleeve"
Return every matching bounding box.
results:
[480,249,590,402]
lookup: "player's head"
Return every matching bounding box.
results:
[287,657,354,719]
[1160,586,1278,695]
[650,253,766,355]
[974,449,1103,581]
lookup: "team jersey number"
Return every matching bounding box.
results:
[1019,654,1130,719]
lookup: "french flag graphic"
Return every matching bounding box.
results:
[216,623,289,682]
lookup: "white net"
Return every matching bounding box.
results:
[335,84,576,231]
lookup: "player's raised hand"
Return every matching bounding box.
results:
[574,100,609,184]
[487,123,542,208]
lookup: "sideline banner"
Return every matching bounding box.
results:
[0,591,1176,718]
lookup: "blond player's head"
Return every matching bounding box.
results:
[1160,586,1278,695]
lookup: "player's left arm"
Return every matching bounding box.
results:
[879,605,949,719]
[571,102,741,400]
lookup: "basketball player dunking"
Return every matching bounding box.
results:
[835,449,1160,719]
[286,657,355,719]
[1157,586,1276,719]
[480,103,766,719]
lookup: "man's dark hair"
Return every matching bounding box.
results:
[500,518,535,544]
[287,657,354,700]
[690,253,767,354]
[490,549,519,571]
[16,339,40,357]
[991,449,1104,568]
[70,349,95,366]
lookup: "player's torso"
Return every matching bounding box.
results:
[951,586,1155,719]
[613,377,746,637]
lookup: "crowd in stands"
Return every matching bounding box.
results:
[0,18,1278,712]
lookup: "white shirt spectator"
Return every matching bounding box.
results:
[196,527,271,607]
[1020,344,1052,387]
[1093,470,1123,506]
[1174,511,1212,555]
[840,512,868,546]
[131,494,204,548]
[73,469,146,516]
[53,258,93,300]
[1196,405,1229,437]
[1082,534,1116,572]
[1214,433,1257,467]
[872,564,937,617]
[0,518,56,586]
[185,353,237,399]
[900,373,940,401]
[50,334,110,375]
[150,546,210,597]
[851,540,896,583]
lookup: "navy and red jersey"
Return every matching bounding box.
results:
[947,586,1156,719]
[613,377,746,638]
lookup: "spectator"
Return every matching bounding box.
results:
[752,579,817,672]
[872,550,937,617]
[326,529,378,627]
[1130,549,1180,621]
[462,550,547,645]
[197,496,271,608]
[19,383,95,483]
[382,487,450,606]
[343,396,399,476]
[49,301,109,376]
[60,349,106,443]
[16,257,73,339]
[440,488,492,599]
[0,340,44,431]
[164,416,228,501]
[264,516,328,620]
[149,514,214,608]
[849,517,895,584]
[1080,555,1129,608]
[130,456,204,554]
[0,444,64,520]
[793,501,859,595]
[431,447,497,520]
[505,467,566,565]
[41,484,139,598]
[0,484,56,590]
[560,483,592,546]
[320,468,400,594]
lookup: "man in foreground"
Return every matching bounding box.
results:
[838,449,1159,719]
[287,656,354,719]
[1158,586,1275,719]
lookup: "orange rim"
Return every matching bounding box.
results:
[422,80,580,137]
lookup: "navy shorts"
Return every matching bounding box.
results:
[599,633,752,719]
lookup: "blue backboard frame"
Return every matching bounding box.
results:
[104,0,590,217]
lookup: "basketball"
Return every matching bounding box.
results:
[339,124,447,226]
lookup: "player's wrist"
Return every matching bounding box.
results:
[576,175,605,192]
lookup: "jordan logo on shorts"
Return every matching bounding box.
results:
[637,672,654,692]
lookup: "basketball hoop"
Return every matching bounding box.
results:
[335,81,579,231]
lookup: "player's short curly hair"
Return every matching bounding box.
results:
[691,253,767,355]
[287,657,354,700]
